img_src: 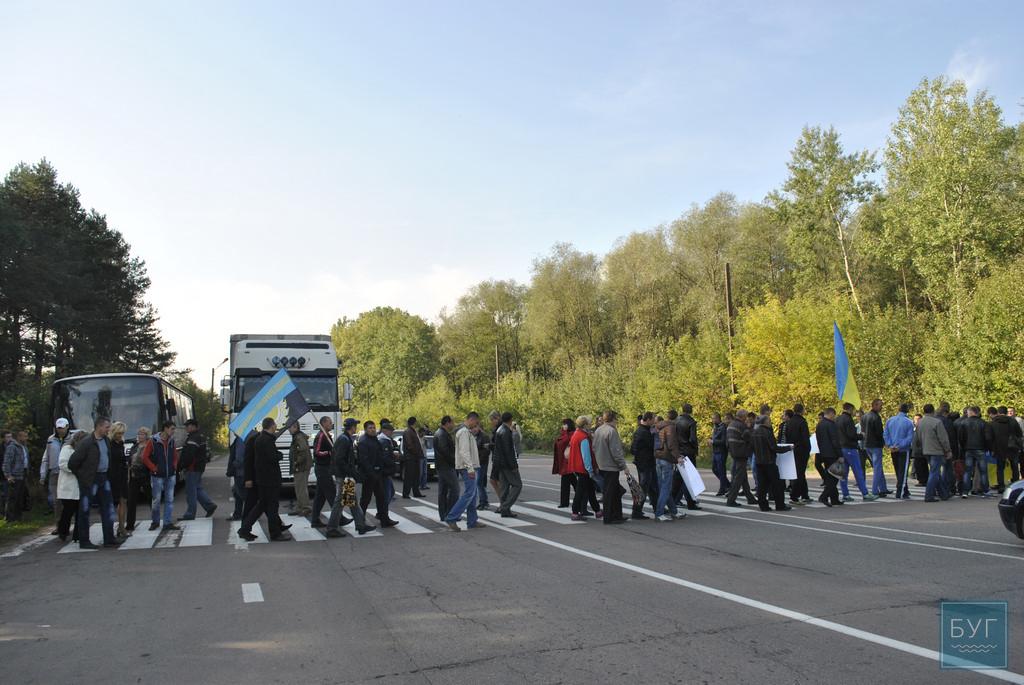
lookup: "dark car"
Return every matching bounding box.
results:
[390,433,437,482]
[998,481,1024,539]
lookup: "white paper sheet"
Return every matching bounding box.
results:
[677,459,706,498]
[776,450,797,480]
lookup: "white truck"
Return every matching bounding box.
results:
[220,334,341,488]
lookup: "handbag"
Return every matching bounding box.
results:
[827,457,846,479]
[624,470,644,503]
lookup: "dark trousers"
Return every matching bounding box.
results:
[311,463,335,520]
[755,463,786,511]
[891,451,910,497]
[242,485,258,519]
[791,451,810,500]
[726,459,755,505]
[632,466,658,517]
[820,466,840,504]
[559,473,576,507]
[498,468,523,514]
[996,456,1020,489]
[436,467,460,521]
[671,466,696,507]
[4,478,26,521]
[125,476,145,529]
[57,498,79,538]
[360,474,390,521]
[814,454,826,483]
[599,470,623,522]
[912,456,929,485]
[402,458,423,497]
[572,473,601,515]
[231,476,246,518]
[240,484,283,538]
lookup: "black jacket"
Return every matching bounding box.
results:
[433,427,455,470]
[492,423,518,471]
[751,424,788,465]
[630,425,655,469]
[180,431,209,473]
[711,422,727,454]
[958,415,991,453]
[726,419,751,461]
[860,411,884,449]
[836,412,859,449]
[107,438,128,489]
[243,431,258,483]
[989,415,1022,460]
[253,430,282,487]
[674,414,698,458]
[815,418,842,464]
[357,433,388,479]
[331,432,361,481]
[68,432,111,491]
[938,414,959,459]
[787,413,811,457]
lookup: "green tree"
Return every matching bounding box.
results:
[602,228,683,342]
[882,77,1021,333]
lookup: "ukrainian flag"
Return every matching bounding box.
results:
[833,322,861,409]
[229,368,310,439]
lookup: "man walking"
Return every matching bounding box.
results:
[141,421,180,531]
[180,419,217,520]
[238,418,293,541]
[989,406,1022,493]
[918,405,952,502]
[725,410,757,508]
[958,406,991,497]
[493,412,523,517]
[837,403,876,502]
[433,416,458,521]
[357,421,399,528]
[401,417,425,499]
[883,403,915,499]
[444,412,487,532]
[287,421,312,517]
[673,404,701,510]
[815,409,843,507]
[310,416,336,526]
[787,404,812,504]
[861,399,888,497]
[630,412,657,520]
[3,429,31,522]
[67,418,121,548]
[225,432,250,520]
[40,418,70,527]
[710,413,730,496]
[593,411,628,524]
[751,415,791,512]
[326,418,375,537]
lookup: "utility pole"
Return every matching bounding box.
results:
[495,344,500,397]
[210,357,228,396]
[724,263,737,398]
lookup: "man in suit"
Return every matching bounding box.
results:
[401,417,425,499]
[238,418,293,542]
[787,404,812,504]
[815,408,843,507]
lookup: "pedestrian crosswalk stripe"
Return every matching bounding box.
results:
[228,519,267,549]
[58,523,102,553]
[385,512,433,534]
[286,515,327,542]
[474,508,534,527]
[510,504,585,524]
[119,524,160,550]
[405,505,448,528]
[179,519,214,547]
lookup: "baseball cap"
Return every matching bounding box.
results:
[55,418,70,429]
[343,418,359,430]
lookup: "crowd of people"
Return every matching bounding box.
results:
[3,397,1019,546]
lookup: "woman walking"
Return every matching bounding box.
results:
[56,430,87,542]
[553,418,576,508]
[125,427,151,532]
[567,416,601,521]
[108,422,130,538]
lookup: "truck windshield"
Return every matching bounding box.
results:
[235,374,339,412]
[52,376,160,434]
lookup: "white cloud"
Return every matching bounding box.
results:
[946,46,996,92]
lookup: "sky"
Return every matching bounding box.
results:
[1,1,1022,386]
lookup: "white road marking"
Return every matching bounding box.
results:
[700,511,1024,562]
[385,512,433,534]
[1,533,56,558]
[405,505,451,527]
[475,509,535,528]
[57,523,102,553]
[119,524,161,550]
[766,512,1024,548]
[229,520,267,549]
[486,520,1024,683]
[285,516,327,542]
[510,504,584,524]
[178,518,214,547]
[241,582,264,603]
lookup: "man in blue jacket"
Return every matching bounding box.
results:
[884,403,915,499]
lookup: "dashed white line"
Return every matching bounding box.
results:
[241,582,264,603]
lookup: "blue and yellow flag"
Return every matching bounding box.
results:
[228,369,310,439]
[833,322,861,410]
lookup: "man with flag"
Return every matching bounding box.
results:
[833,324,877,502]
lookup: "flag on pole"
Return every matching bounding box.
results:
[228,368,310,439]
[833,322,861,409]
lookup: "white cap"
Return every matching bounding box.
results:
[55,418,70,429]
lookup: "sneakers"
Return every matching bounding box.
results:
[446,521,461,532]
[961,493,969,499]
[656,515,673,522]
[862,494,878,502]
[842,496,854,503]
[570,514,583,521]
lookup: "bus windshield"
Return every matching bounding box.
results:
[53,376,160,435]
[235,374,339,412]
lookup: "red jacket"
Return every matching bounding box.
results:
[567,429,590,475]
[553,429,571,475]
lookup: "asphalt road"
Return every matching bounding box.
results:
[1,454,1021,685]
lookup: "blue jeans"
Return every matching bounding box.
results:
[711,452,730,492]
[476,466,488,505]
[150,475,176,524]
[655,460,678,517]
[925,455,949,500]
[866,447,887,494]
[445,469,479,526]
[964,450,989,493]
[79,472,116,545]
[840,448,868,496]
[184,471,215,518]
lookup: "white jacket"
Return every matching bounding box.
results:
[57,444,80,500]
[454,426,480,471]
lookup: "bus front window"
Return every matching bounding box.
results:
[54,376,160,435]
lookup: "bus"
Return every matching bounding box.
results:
[51,373,195,459]
[220,334,341,488]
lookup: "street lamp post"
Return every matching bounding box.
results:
[210,357,229,396]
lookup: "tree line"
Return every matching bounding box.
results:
[332,76,1024,451]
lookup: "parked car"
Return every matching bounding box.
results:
[998,481,1024,539]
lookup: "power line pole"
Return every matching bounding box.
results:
[725,262,737,398]
[495,344,500,396]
